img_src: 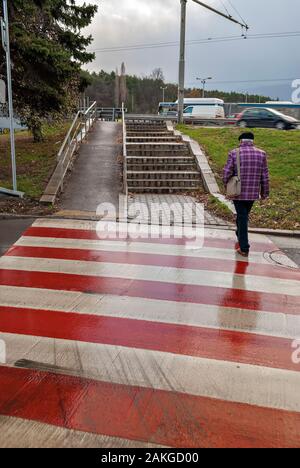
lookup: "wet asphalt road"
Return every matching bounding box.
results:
[0,219,34,256]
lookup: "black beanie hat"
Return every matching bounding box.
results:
[239,132,254,141]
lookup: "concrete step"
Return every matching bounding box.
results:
[127,166,198,173]
[127,182,201,192]
[127,151,194,162]
[127,174,202,184]
[127,180,201,184]
[127,137,180,143]
[127,170,200,174]
[126,126,167,132]
[126,142,185,146]
[127,161,197,166]
[127,155,194,160]
[127,132,172,137]
[127,144,189,154]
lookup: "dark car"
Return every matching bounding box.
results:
[236,108,300,130]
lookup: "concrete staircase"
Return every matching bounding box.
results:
[125,120,202,193]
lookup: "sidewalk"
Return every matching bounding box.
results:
[58,121,121,215]
[127,194,300,267]
[0,217,299,447]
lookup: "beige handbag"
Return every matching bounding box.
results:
[226,149,241,197]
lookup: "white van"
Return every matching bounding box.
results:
[182,98,225,119]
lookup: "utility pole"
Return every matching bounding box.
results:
[178,0,187,124]
[197,77,212,97]
[177,0,249,124]
[160,86,168,103]
[0,0,22,197]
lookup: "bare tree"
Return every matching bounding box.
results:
[150,68,165,82]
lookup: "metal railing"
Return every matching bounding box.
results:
[97,107,125,121]
[122,102,128,196]
[40,101,97,204]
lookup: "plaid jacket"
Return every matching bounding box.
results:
[223,141,270,201]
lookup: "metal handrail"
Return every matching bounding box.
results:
[40,101,97,204]
[84,101,97,116]
[57,111,81,161]
[57,101,97,162]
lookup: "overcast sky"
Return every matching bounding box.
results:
[79,0,300,98]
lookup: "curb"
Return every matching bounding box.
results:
[248,227,300,238]
[0,214,43,220]
[172,125,236,215]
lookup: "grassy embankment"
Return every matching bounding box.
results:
[178,126,300,230]
[0,124,70,198]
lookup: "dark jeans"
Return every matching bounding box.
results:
[233,201,255,253]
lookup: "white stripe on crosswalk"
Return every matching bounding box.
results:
[32,218,274,244]
[16,235,270,264]
[0,415,166,448]
[0,255,298,296]
[1,332,300,413]
[0,286,298,339]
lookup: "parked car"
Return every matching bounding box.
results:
[236,108,300,130]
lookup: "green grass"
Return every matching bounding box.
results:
[0,123,70,199]
[178,126,300,230]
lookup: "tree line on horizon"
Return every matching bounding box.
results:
[83,68,273,114]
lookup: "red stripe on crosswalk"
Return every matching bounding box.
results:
[23,226,275,252]
[0,305,297,372]
[0,365,299,448]
[7,245,300,282]
[0,269,298,315]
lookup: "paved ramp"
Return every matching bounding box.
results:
[59,121,121,215]
[0,218,300,447]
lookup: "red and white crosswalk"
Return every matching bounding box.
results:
[0,218,299,448]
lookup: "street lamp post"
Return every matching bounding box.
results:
[0,0,23,197]
[197,77,213,98]
[177,0,249,124]
[178,0,187,124]
[160,86,168,103]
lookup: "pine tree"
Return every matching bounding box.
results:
[0,0,98,141]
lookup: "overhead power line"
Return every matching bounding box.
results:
[191,0,248,29]
[187,78,296,86]
[219,0,231,18]
[90,30,300,53]
[226,0,248,26]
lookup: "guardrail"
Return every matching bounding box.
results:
[40,101,97,204]
[124,114,238,127]
[97,107,126,121]
[183,117,237,127]
[122,103,128,196]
